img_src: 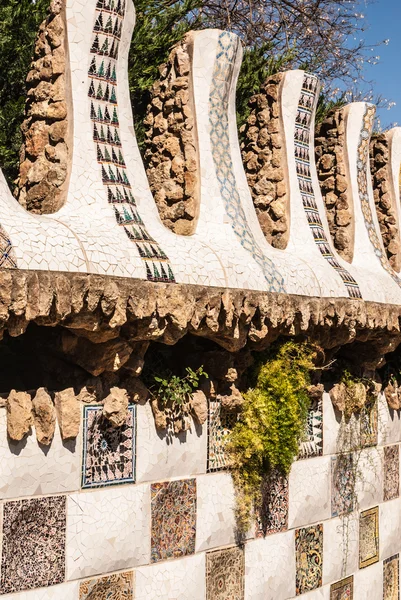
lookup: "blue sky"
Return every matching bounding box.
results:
[355,0,401,127]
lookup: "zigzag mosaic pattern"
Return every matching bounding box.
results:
[0,224,17,268]
[295,73,362,299]
[208,32,285,293]
[88,0,175,283]
[357,104,401,289]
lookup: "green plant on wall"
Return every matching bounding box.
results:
[228,340,316,534]
[153,365,208,407]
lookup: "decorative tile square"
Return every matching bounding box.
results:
[207,400,237,472]
[384,445,400,501]
[359,506,379,569]
[299,396,323,459]
[151,478,196,563]
[255,469,288,537]
[295,524,323,595]
[360,397,378,448]
[79,571,134,599]
[82,404,136,489]
[330,575,354,600]
[384,554,399,600]
[331,454,355,517]
[206,546,245,600]
[0,496,66,594]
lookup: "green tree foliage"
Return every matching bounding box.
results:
[0,0,49,185]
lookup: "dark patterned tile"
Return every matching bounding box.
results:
[359,506,379,569]
[295,524,323,595]
[360,397,378,448]
[206,546,244,600]
[79,571,134,599]
[151,479,196,563]
[384,445,400,501]
[330,575,353,600]
[255,469,288,537]
[207,400,236,472]
[0,496,66,594]
[384,554,400,600]
[299,396,323,459]
[82,404,136,489]
[331,454,355,517]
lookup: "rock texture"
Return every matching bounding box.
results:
[32,387,56,445]
[315,107,354,262]
[240,74,289,249]
[6,390,33,441]
[190,389,208,425]
[102,387,129,427]
[15,0,70,214]
[54,387,80,439]
[144,33,199,235]
[370,133,401,271]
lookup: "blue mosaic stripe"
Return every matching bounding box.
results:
[208,32,285,293]
[88,0,175,283]
[0,224,17,268]
[295,73,362,299]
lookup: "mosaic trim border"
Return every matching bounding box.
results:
[294,73,361,299]
[384,554,400,600]
[88,1,175,283]
[81,404,136,489]
[359,506,379,569]
[330,575,353,600]
[357,104,401,288]
[0,223,17,269]
[208,32,285,293]
[207,399,236,472]
[298,395,323,459]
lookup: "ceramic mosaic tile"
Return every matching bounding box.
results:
[331,454,355,517]
[384,445,400,501]
[208,31,285,293]
[299,395,323,459]
[207,400,236,472]
[330,575,354,600]
[384,554,400,600]
[79,570,134,599]
[151,478,196,562]
[0,495,66,594]
[88,1,175,283]
[295,524,323,595]
[0,223,17,268]
[206,546,245,600]
[255,469,289,537]
[81,404,136,489]
[294,73,361,299]
[359,506,379,569]
[360,397,378,448]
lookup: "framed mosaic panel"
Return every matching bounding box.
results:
[331,454,355,517]
[151,478,196,563]
[360,396,378,448]
[295,524,323,595]
[81,404,136,489]
[79,571,134,599]
[206,546,245,600]
[359,506,379,569]
[255,469,289,537]
[330,575,353,600]
[384,554,400,600]
[298,396,323,459]
[0,496,66,594]
[384,445,400,501]
[207,400,237,472]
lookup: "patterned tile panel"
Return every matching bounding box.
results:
[359,506,379,569]
[295,524,323,595]
[330,575,354,600]
[255,469,289,537]
[206,546,245,600]
[0,223,17,268]
[294,73,362,298]
[331,454,355,517]
[207,400,236,472]
[88,0,175,283]
[384,554,400,600]
[0,496,66,594]
[81,404,136,489]
[360,396,378,448]
[208,32,285,293]
[384,445,400,501]
[151,478,196,563]
[356,104,401,288]
[79,571,134,599]
[298,395,323,459]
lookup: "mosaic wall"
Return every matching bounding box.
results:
[330,576,353,600]
[207,400,236,472]
[295,524,323,595]
[298,395,323,459]
[384,444,400,501]
[206,546,244,600]
[255,469,289,537]
[331,453,355,517]
[79,571,134,600]
[384,554,400,600]
[0,224,17,269]
[359,506,379,569]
